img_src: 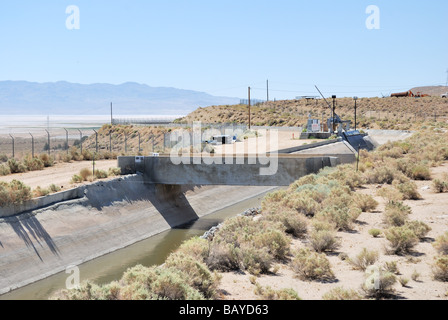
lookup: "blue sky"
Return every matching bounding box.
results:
[0,0,447,100]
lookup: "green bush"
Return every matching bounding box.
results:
[409,164,431,180]
[23,156,44,171]
[254,284,301,300]
[369,229,382,238]
[349,248,379,271]
[352,193,378,213]
[39,153,54,168]
[94,170,108,179]
[385,225,419,255]
[309,228,340,253]
[291,248,335,281]
[383,201,411,227]
[71,174,83,184]
[432,255,448,282]
[405,221,431,240]
[33,186,50,198]
[322,287,362,300]
[433,232,448,255]
[165,251,220,299]
[362,265,397,299]
[7,159,27,174]
[0,163,11,176]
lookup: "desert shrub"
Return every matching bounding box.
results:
[405,221,431,240]
[322,287,362,300]
[308,228,340,253]
[352,193,378,212]
[51,281,111,300]
[285,193,321,217]
[316,205,360,231]
[384,226,419,255]
[252,227,290,261]
[432,256,448,282]
[206,243,240,272]
[433,175,448,193]
[238,244,274,275]
[7,159,27,174]
[39,153,54,167]
[376,186,403,202]
[383,201,411,227]
[433,232,448,255]
[0,163,11,176]
[263,209,308,238]
[71,174,83,184]
[60,153,72,163]
[383,261,400,275]
[349,248,379,271]
[409,163,431,180]
[164,251,220,299]
[0,154,8,163]
[398,277,410,287]
[254,284,301,300]
[23,156,44,171]
[33,186,50,198]
[49,184,61,193]
[8,180,32,204]
[394,180,421,200]
[108,167,122,176]
[94,170,108,179]
[366,166,398,185]
[175,237,210,262]
[70,147,83,161]
[79,168,93,181]
[369,229,382,238]
[291,248,335,281]
[81,150,95,161]
[362,265,397,299]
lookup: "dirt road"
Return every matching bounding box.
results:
[0,160,118,191]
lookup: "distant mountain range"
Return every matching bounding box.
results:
[0,81,240,116]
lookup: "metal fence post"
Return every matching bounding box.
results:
[109,130,112,152]
[64,128,69,154]
[29,133,34,158]
[9,134,14,159]
[78,129,83,154]
[93,129,98,153]
[45,129,50,155]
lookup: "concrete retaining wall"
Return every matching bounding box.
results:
[0,188,84,218]
[118,155,340,186]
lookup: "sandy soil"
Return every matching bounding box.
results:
[0,160,118,191]
[217,163,448,300]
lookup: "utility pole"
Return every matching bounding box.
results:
[110,102,113,125]
[446,69,448,87]
[266,80,269,102]
[248,87,251,130]
[64,128,69,155]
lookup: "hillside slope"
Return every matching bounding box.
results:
[177,96,448,130]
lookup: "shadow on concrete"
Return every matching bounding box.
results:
[5,215,60,261]
[147,184,200,228]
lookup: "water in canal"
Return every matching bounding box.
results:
[0,188,276,300]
